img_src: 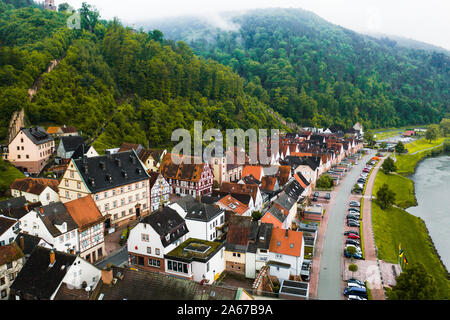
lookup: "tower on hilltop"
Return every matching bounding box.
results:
[44,0,57,11]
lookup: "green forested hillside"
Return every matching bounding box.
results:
[0,2,284,148]
[146,8,450,130]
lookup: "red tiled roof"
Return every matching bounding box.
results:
[10,178,59,194]
[269,228,303,257]
[242,165,263,181]
[46,127,61,134]
[64,196,104,231]
[217,195,249,215]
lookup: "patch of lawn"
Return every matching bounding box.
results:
[371,202,449,299]
[0,159,25,200]
[395,151,431,176]
[373,171,417,209]
[405,137,446,154]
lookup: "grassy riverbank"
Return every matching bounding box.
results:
[373,171,417,209]
[371,137,450,299]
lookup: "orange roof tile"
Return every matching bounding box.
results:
[269,228,303,257]
[217,195,249,215]
[64,196,104,230]
[46,126,61,134]
[242,165,263,181]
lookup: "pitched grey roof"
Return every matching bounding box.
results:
[73,150,149,193]
[247,222,273,253]
[0,196,27,212]
[179,198,224,222]
[10,246,76,299]
[37,202,78,237]
[141,206,188,248]
[60,136,85,153]
[21,127,53,145]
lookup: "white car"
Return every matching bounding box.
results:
[346,282,365,289]
[348,295,367,300]
[345,244,362,253]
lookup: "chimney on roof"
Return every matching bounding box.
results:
[49,249,56,266]
[19,236,25,250]
[101,268,113,285]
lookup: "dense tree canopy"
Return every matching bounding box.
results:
[0,2,285,148]
[152,8,449,130]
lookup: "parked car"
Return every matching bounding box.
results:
[345,244,362,253]
[348,279,365,287]
[344,250,363,260]
[312,196,318,202]
[348,295,367,301]
[353,188,362,194]
[348,207,360,212]
[346,281,365,289]
[325,193,331,200]
[314,191,319,198]
[346,239,360,246]
[347,214,360,221]
[345,230,360,236]
[344,286,367,298]
[347,233,360,240]
[347,220,360,227]
[357,179,366,184]
[349,201,360,207]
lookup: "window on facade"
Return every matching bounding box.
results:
[104,192,108,198]
[65,179,69,187]
[155,248,160,256]
[65,191,69,199]
[70,171,74,178]
[17,155,21,159]
[59,236,64,243]
[141,234,149,242]
[113,201,117,208]
[112,190,116,196]
[104,203,109,211]
[147,247,151,254]
[0,277,5,285]
[113,214,118,220]
[121,199,125,206]
[77,182,81,189]
[121,211,125,217]
[206,262,210,272]
[95,194,99,201]
[6,262,12,269]
[1,289,6,298]
[129,208,133,215]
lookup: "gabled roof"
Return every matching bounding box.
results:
[36,202,78,237]
[71,143,93,160]
[220,182,259,203]
[118,142,143,154]
[269,228,303,257]
[60,126,78,134]
[46,127,61,134]
[161,154,210,183]
[293,172,310,190]
[264,205,286,223]
[242,165,263,181]
[184,201,223,223]
[0,242,24,266]
[141,206,188,248]
[73,150,149,193]
[284,179,305,202]
[0,215,17,236]
[92,266,238,300]
[10,246,76,299]
[217,195,249,216]
[64,196,104,231]
[277,165,291,186]
[10,177,59,195]
[60,136,85,152]
[0,196,27,212]
[247,221,273,253]
[0,201,42,220]
[14,233,42,256]
[226,215,252,252]
[21,127,53,145]
[260,176,278,192]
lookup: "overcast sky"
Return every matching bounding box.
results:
[61,0,450,50]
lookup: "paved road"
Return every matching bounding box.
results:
[317,150,375,300]
[95,246,128,269]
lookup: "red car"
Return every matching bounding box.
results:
[347,234,360,240]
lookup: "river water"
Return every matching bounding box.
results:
[407,155,450,269]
